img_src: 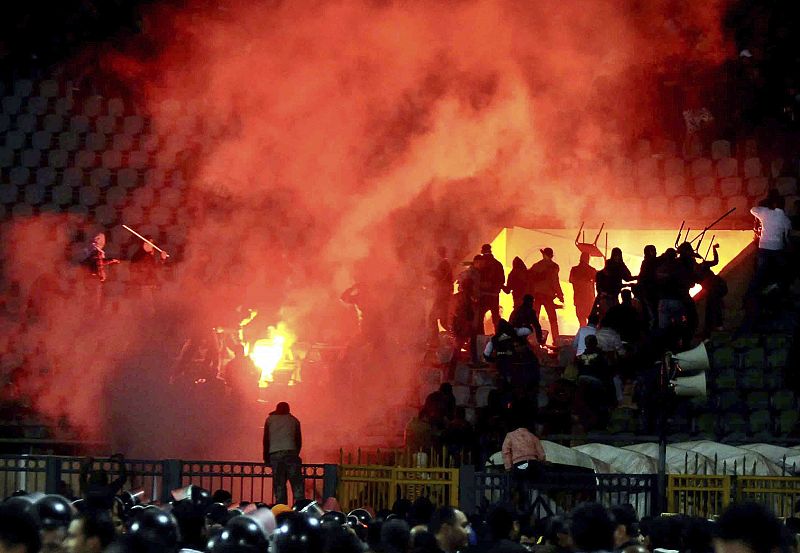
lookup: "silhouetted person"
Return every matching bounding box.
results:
[570,503,615,553]
[602,289,642,344]
[79,454,127,511]
[698,244,727,334]
[635,245,658,327]
[504,256,530,309]
[714,502,789,553]
[594,247,633,321]
[529,247,563,346]
[509,294,544,344]
[575,335,615,429]
[569,252,597,327]
[429,247,453,338]
[130,236,168,286]
[478,244,506,332]
[573,313,599,356]
[750,193,792,293]
[263,401,304,505]
[676,242,702,344]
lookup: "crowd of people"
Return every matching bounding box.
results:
[2,478,797,553]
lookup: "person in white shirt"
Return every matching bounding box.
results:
[572,313,599,356]
[750,194,792,293]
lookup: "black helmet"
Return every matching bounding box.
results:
[347,509,372,526]
[207,515,267,553]
[128,507,180,551]
[35,495,73,529]
[188,486,211,510]
[320,511,347,528]
[272,512,323,553]
[205,503,231,526]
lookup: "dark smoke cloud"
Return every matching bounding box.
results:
[4,0,731,459]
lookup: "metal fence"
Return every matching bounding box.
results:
[468,469,658,518]
[337,465,459,512]
[0,455,334,505]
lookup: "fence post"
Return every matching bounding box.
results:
[45,457,62,494]
[458,465,476,514]
[323,464,338,500]
[161,460,183,504]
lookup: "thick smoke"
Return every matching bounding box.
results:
[5,0,731,460]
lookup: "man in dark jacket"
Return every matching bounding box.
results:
[478,244,506,332]
[263,402,304,505]
[529,248,564,346]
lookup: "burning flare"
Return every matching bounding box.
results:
[249,323,295,387]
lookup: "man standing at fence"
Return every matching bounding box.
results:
[263,401,305,505]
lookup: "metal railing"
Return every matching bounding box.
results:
[468,469,657,518]
[337,465,459,512]
[736,476,800,518]
[0,455,334,505]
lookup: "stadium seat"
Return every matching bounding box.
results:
[89,168,111,188]
[14,114,36,135]
[694,413,717,436]
[107,97,125,117]
[52,184,73,207]
[117,168,139,188]
[39,80,59,98]
[690,158,713,178]
[745,391,770,409]
[453,385,470,406]
[128,150,149,169]
[5,129,26,150]
[637,177,663,196]
[0,146,14,167]
[769,158,784,178]
[123,115,144,135]
[0,113,9,132]
[31,130,52,150]
[140,134,159,153]
[47,149,68,169]
[69,115,90,133]
[767,334,792,350]
[670,196,696,220]
[96,115,117,134]
[743,157,762,178]
[26,96,48,115]
[725,195,749,215]
[79,185,100,206]
[75,150,97,168]
[105,185,128,207]
[771,390,795,411]
[746,177,768,197]
[653,138,677,157]
[612,157,634,178]
[132,186,155,207]
[614,180,635,196]
[739,367,764,389]
[144,168,166,186]
[776,410,799,435]
[159,186,183,208]
[94,204,117,226]
[717,390,741,411]
[748,409,772,437]
[63,167,84,188]
[21,149,42,168]
[743,138,758,158]
[43,114,64,133]
[86,132,107,151]
[12,204,33,217]
[720,413,747,437]
[102,150,122,169]
[0,184,19,203]
[763,371,782,391]
[644,196,666,215]
[636,157,659,178]
[53,97,74,116]
[150,205,172,226]
[9,167,30,186]
[35,167,56,187]
[13,79,33,97]
[698,196,722,218]
[767,348,789,369]
[475,386,495,408]
[58,130,79,151]
[634,139,651,159]
[664,175,686,196]
[663,157,685,177]
[24,182,46,205]
[741,347,765,369]
[719,177,743,196]
[2,95,22,114]
[83,95,104,118]
[112,133,134,151]
[776,177,797,196]
[121,204,144,226]
[716,157,737,178]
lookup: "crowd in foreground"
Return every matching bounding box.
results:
[1,480,797,553]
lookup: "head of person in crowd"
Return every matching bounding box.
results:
[713,502,790,553]
[391,499,413,521]
[682,517,714,553]
[643,245,657,259]
[541,247,555,260]
[641,515,682,553]
[570,503,615,553]
[620,289,633,306]
[587,314,599,328]
[410,528,441,553]
[36,495,75,553]
[543,516,572,552]
[609,504,639,550]
[381,518,411,553]
[323,524,366,553]
[430,507,470,553]
[127,507,180,553]
[65,510,116,553]
[482,244,493,256]
[609,248,623,264]
[272,512,323,553]
[211,490,232,507]
[579,252,591,266]
[583,334,600,355]
[487,506,518,544]
[409,498,434,528]
[0,501,41,553]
